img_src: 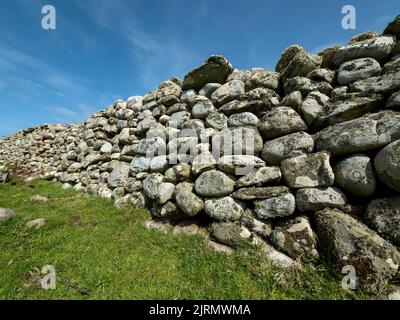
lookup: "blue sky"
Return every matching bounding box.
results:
[0,0,399,137]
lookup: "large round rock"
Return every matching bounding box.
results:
[194,170,235,197]
[205,197,244,221]
[334,154,376,197]
[254,193,296,219]
[374,140,400,192]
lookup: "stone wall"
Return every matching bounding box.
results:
[1,16,400,293]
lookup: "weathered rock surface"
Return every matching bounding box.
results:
[231,186,289,200]
[254,193,296,219]
[276,45,322,79]
[281,152,334,188]
[296,187,347,212]
[175,182,204,217]
[0,208,17,224]
[194,170,235,197]
[366,197,400,245]
[337,58,382,85]
[374,140,400,192]
[270,216,319,261]
[332,36,395,67]
[108,162,130,188]
[261,132,314,165]
[315,111,400,155]
[205,197,244,221]
[27,218,48,229]
[315,208,400,293]
[0,166,9,183]
[334,154,376,197]
[182,56,234,91]
[258,107,308,140]
[210,222,251,247]
[217,155,265,175]
[235,166,281,188]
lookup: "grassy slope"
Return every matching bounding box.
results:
[0,178,368,300]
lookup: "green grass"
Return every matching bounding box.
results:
[0,178,368,300]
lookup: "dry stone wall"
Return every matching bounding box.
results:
[2,16,400,293]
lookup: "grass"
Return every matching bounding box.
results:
[0,177,368,300]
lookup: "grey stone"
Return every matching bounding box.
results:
[212,127,263,156]
[315,111,400,155]
[312,93,383,129]
[337,58,382,85]
[296,187,347,212]
[174,182,204,217]
[276,45,322,79]
[228,112,259,127]
[129,157,150,175]
[0,208,17,224]
[334,154,376,197]
[194,170,235,197]
[254,193,296,219]
[280,91,302,109]
[258,107,308,140]
[100,142,113,154]
[227,68,280,91]
[108,162,130,188]
[350,73,400,94]
[241,209,272,238]
[27,218,48,229]
[315,208,400,293]
[383,15,400,38]
[199,83,221,98]
[307,68,335,84]
[261,132,314,165]
[138,137,166,157]
[270,216,319,261]
[217,155,265,175]
[210,222,251,247]
[191,100,215,119]
[205,112,228,130]
[149,155,169,173]
[387,91,400,108]
[211,80,245,105]
[231,186,289,200]
[168,111,191,129]
[281,152,334,188]
[374,139,400,192]
[236,167,281,188]
[151,201,183,221]
[182,55,234,91]
[164,163,191,183]
[366,197,400,245]
[332,36,395,67]
[348,31,380,45]
[0,166,9,183]
[284,77,333,96]
[299,91,329,126]
[143,173,164,200]
[205,197,244,222]
[191,151,216,176]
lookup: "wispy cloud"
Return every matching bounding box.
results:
[76,0,201,89]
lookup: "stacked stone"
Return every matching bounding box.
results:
[1,16,400,294]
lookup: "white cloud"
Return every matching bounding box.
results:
[52,107,78,118]
[76,0,201,89]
